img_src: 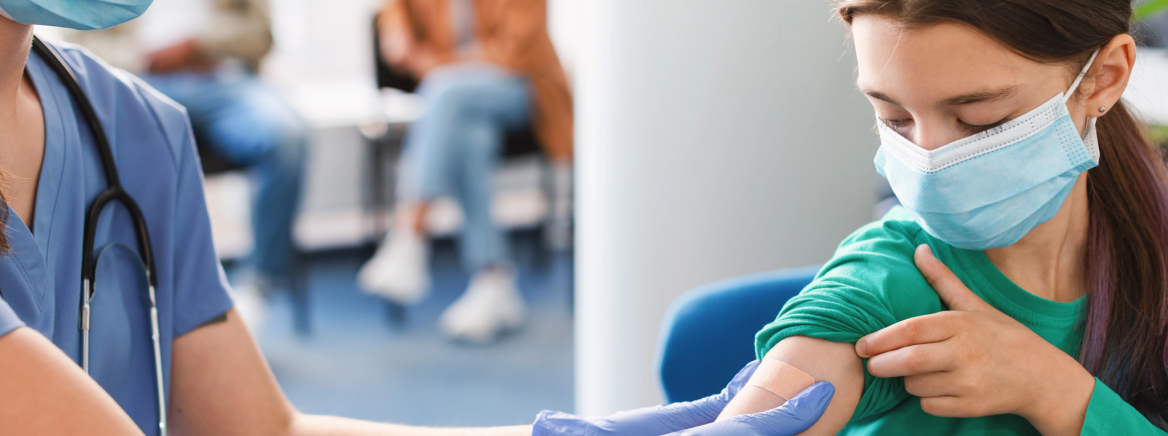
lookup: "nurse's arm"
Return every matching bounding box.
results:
[718,336,864,435]
[0,327,146,435]
[169,309,530,436]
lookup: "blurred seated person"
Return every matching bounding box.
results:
[359,0,573,343]
[66,0,307,328]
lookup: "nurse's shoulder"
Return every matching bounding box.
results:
[48,42,193,168]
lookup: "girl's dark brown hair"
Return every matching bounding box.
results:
[839,0,1168,428]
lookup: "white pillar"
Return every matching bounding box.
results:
[574,0,879,415]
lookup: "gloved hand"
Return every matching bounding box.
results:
[670,381,834,436]
[533,360,829,436]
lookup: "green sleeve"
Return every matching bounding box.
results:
[754,217,946,421]
[1081,378,1168,435]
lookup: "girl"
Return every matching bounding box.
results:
[723,0,1168,434]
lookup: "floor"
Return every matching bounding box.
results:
[239,230,575,427]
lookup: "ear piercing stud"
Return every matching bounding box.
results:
[1099,106,1107,113]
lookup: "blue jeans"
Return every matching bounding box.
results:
[402,63,532,271]
[143,71,307,281]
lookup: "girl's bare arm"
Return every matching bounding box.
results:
[717,336,865,435]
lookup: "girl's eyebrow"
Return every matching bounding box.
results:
[857,85,1020,109]
[938,85,1019,108]
[859,87,903,107]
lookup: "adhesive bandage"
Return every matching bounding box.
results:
[716,359,817,421]
[747,359,816,401]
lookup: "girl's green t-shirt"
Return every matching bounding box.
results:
[754,207,1165,435]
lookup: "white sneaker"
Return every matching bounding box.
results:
[358,230,431,304]
[438,267,527,344]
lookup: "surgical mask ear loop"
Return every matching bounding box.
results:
[1063,49,1102,150]
[1063,49,1101,105]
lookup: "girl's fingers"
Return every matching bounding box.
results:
[856,311,960,358]
[865,341,956,378]
[903,371,961,398]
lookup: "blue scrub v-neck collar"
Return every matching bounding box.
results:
[0,205,50,315]
[24,46,72,256]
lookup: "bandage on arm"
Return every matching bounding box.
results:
[717,359,816,418]
[715,336,865,435]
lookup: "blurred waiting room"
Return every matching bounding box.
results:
[41,0,575,425]
[22,0,1168,430]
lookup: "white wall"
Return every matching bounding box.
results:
[547,0,581,77]
[573,0,879,415]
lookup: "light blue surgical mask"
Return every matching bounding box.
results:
[874,50,1101,251]
[0,0,152,30]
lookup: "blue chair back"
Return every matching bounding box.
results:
[656,265,821,403]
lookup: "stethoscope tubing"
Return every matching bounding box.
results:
[30,36,168,436]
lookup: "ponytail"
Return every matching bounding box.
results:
[1084,101,1168,427]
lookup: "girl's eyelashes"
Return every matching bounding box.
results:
[878,116,1016,136]
[958,116,1015,135]
[880,118,913,129]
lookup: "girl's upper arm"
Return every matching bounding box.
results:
[725,336,865,435]
[0,327,144,435]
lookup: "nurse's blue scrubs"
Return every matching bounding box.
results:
[0,43,234,435]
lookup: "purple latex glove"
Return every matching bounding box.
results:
[532,360,765,436]
[670,381,835,436]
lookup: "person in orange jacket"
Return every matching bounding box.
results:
[360,0,573,343]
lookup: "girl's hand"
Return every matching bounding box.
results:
[854,244,1096,436]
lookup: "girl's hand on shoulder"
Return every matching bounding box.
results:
[854,244,1095,436]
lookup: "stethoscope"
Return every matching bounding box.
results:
[30,36,168,436]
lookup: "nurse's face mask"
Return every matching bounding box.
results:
[874,50,1101,251]
[0,0,152,30]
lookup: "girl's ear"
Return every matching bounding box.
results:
[1086,34,1137,115]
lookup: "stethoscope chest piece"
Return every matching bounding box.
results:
[84,243,152,379]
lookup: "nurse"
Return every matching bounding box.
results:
[0,1,833,435]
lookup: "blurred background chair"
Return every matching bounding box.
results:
[657,265,821,403]
[196,136,312,336]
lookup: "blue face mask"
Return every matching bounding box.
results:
[874,50,1101,251]
[0,0,152,30]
